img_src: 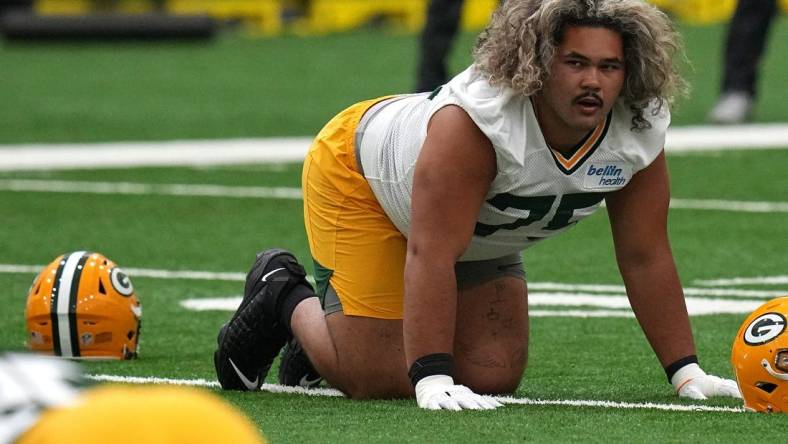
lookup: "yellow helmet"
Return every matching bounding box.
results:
[25,251,142,360]
[18,385,266,444]
[731,296,788,412]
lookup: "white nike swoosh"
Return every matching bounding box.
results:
[229,358,259,390]
[299,374,322,387]
[261,267,286,282]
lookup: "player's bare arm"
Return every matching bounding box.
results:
[405,105,500,409]
[606,151,696,366]
[606,151,740,399]
[406,105,495,363]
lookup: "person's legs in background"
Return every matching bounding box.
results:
[415,0,465,92]
[708,0,778,124]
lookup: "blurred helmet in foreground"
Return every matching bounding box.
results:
[0,353,265,444]
[731,296,788,412]
[25,251,142,360]
[18,385,266,444]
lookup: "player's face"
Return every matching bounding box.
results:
[532,26,625,151]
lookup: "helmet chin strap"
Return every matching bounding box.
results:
[761,359,788,380]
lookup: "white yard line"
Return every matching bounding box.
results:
[178,293,770,316]
[0,263,247,281]
[496,396,744,413]
[669,198,788,213]
[694,276,788,286]
[665,123,788,153]
[0,138,312,171]
[529,282,785,298]
[0,123,786,171]
[0,179,303,200]
[2,263,783,299]
[0,178,786,213]
[529,310,635,318]
[85,373,743,413]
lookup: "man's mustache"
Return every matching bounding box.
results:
[573,92,603,107]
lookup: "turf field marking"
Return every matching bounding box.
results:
[0,264,247,281]
[178,293,769,316]
[87,374,343,397]
[529,282,785,298]
[119,267,247,282]
[665,123,788,153]
[3,262,783,315]
[529,310,634,318]
[694,276,788,286]
[1,179,787,214]
[1,123,787,171]
[85,374,743,413]
[0,179,303,200]
[669,198,788,213]
[496,396,744,413]
[3,262,784,297]
[0,138,311,171]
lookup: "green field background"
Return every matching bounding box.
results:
[1,18,787,144]
[2,18,788,443]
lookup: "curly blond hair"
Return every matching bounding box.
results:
[473,0,687,130]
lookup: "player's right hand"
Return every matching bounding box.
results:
[414,374,503,411]
[671,364,742,400]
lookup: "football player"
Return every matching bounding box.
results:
[215,0,741,410]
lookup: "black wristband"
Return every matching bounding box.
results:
[408,353,454,387]
[664,355,698,382]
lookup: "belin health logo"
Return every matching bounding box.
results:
[584,163,630,189]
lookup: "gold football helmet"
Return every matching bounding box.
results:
[18,385,266,444]
[731,296,788,412]
[25,251,142,360]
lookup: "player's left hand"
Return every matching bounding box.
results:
[671,363,742,400]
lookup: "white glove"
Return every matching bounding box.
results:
[414,375,503,411]
[671,363,742,400]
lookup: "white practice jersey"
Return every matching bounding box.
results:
[357,66,669,261]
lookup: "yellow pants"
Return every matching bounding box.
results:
[302,97,406,319]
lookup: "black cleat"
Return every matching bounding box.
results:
[279,337,323,388]
[214,249,309,391]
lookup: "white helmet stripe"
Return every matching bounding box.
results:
[54,251,87,358]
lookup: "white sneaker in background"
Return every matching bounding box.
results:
[707,91,754,124]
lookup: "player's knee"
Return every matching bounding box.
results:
[461,370,523,395]
[455,345,527,394]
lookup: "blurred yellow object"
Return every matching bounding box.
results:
[31,0,788,34]
[30,0,465,34]
[461,0,497,30]
[649,0,787,24]
[36,0,153,15]
[18,385,266,444]
[302,0,426,34]
[168,0,284,35]
[670,0,738,24]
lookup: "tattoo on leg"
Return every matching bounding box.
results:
[486,298,516,341]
